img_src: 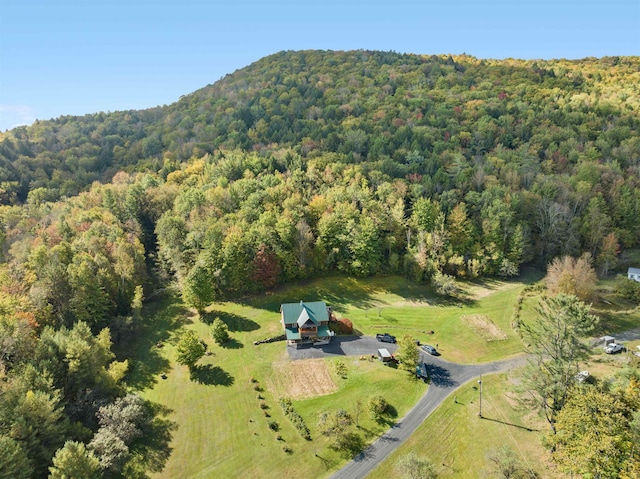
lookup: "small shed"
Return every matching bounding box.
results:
[628,267,640,282]
[599,335,616,346]
[377,348,392,362]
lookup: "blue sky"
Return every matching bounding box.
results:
[1,0,638,131]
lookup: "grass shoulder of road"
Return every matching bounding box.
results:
[365,369,560,479]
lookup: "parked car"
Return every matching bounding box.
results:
[376,333,396,343]
[416,362,429,381]
[421,344,439,356]
[605,343,626,354]
[575,371,590,383]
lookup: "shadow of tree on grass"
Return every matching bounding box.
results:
[118,290,192,390]
[190,364,235,386]
[481,416,538,432]
[333,432,368,459]
[132,400,177,475]
[203,310,260,332]
[220,338,244,349]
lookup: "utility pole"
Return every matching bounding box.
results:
[478,375,483,418]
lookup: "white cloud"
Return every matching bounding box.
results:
[0,104,37,131]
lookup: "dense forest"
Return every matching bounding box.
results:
[1,50,639,477]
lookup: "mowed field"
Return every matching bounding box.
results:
[125,271,629,478]
[365,370,558,479]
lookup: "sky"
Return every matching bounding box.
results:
[1,0,638,131]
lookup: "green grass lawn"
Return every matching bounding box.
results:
[592,276,640,334]
[365,369,559,479]
[334,274,539,364]
[131,278,435,478]
[125,271,636,478]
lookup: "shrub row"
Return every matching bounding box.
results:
[512,283,544,332]
[279,398,311,440]
[253,334,286,345]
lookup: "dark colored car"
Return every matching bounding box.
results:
[376,333,397,343]
[421,344,439,355]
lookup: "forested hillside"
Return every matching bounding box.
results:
[1,51,639,202]
[1,50,640,477]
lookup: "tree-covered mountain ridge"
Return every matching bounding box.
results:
[0,50,638,204]
[2,50,640,477]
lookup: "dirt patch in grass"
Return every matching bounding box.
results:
[270,359,338,399]
[462,314,508,341]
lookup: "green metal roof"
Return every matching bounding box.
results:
[281,301,329,326]
[285,328,301,340]
[317,325,331,338]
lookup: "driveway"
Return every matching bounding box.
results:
[287,335,398,360]
[285,335,527,479]
[614,327,640,342]
[328,352,527,479]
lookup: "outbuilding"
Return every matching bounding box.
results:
[628,267,640,282]
[377,348,392,362]
[599,335,616,346]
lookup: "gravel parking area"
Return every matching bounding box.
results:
[287,335,398,360]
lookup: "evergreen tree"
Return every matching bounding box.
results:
[520,294,597,433]
[49,441,102,479]
[211,317,229,345]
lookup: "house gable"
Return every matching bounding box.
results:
[297,308,316,328]
[281,301,329,326]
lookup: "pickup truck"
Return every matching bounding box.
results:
[376,333,396,343]
[605,343,626,354]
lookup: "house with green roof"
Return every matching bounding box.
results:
[281,300,332,346]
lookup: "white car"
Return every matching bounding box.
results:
[605,343,626,354]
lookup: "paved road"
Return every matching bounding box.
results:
[328,352,527,479]
[615,327,640,342]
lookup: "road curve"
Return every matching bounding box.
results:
[328,354,527,479]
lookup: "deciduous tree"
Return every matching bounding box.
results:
[597,232,620,276]
[182,262,215,315]
[395,452,437,479]
[549,387,632,479]
[485,445,538,478]
[251,243,281,289]
[395,335,419,374]
[175,330,205,370]
[545,253,597,301]
[432,271,459,296]
[368,395,389,421]
[318,408,354,451]
[89,428,129,473]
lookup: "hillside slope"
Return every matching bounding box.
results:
[0,50,638,204]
